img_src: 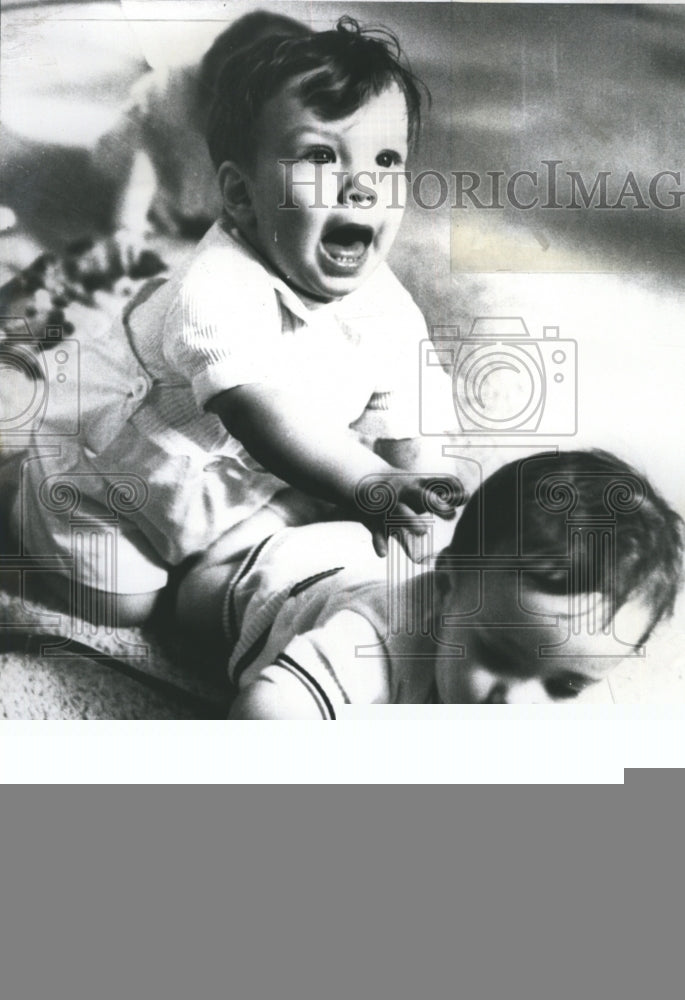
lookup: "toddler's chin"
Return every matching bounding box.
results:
[310,274,367,302]
[308,255,382,300]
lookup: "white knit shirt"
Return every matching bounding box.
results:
[24,223,449,578]
[226,523,441,717]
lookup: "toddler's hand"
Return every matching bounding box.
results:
[360,473,466,561]
[398,474,465,519]
[110,227,150,274]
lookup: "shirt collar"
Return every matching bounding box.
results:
[217,220,337,325]
[216,219,390,327]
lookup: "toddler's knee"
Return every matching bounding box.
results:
[114,589,162,626]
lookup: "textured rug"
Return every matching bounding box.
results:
[0,584,230,720]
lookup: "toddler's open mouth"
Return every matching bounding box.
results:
[320,224,374,270]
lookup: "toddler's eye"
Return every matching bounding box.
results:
[471,634,521,676]
[376,150,403,168]
[545,675,587,700]
[304,147,336,165]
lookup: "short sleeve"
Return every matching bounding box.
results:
[162,242,284,410]
[237,610,391,718]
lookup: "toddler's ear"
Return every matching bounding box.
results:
[218,162,255,227]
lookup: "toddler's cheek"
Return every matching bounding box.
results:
[450,665,496,704]
[377,171,408,212]
[321,171,343,211]
[284,163,339,212]
[436,662,473,704]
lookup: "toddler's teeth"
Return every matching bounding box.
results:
[321,224,373,266]
[327,241,366,262]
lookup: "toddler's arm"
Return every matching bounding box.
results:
[208,383,456,557]
[109,150,158,268]
[229,676,323,720]
[92,99,157,268]
[228,609,389,720]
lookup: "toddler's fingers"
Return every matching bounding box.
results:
[371,527,388,558]
[394,526,433,564]
[419,476,467,517]
[399,478,464,517]
[112,230,146,273]
[395,507,432,536]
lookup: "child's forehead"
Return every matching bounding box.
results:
[454,572,654,667]
[258,74,409,136]
[520,582,654,644]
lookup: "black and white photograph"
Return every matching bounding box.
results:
[1,0,684,727]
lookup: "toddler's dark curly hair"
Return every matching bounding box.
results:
[207,15,426,170]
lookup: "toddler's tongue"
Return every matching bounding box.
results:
[322,225,370,262]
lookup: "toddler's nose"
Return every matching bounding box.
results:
[336,172,375,207]
[484,679,552,704]
[484,682,507,703]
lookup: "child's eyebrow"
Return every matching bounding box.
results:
[468,628,532,675]
[283,126,341,142]
[284,122,407,144]
[470,628,599,686]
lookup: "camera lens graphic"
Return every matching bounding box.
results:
[0,344,45,431]
[453,343,544,430]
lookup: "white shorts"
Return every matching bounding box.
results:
[12,467,331,597]
[12,487,170,596]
